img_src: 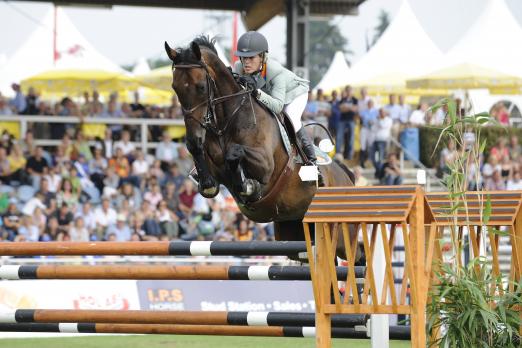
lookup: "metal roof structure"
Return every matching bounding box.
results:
[17,0,365,29]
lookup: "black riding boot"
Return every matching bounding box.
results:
[296,128,324,186]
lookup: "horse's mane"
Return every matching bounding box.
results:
[175,35,218,64]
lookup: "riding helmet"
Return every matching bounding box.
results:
[235,31,269,57]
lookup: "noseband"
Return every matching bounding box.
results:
[172,62,252,136]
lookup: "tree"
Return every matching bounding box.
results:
[148,57,171,70]
[372,9,391,46]
[309,19,352,87]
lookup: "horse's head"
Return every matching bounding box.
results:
[164,36,240,135]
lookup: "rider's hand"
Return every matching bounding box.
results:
[239,75,257,92]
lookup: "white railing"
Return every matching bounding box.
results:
[0,115,186,151]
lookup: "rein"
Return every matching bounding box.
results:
[172,62,254,136]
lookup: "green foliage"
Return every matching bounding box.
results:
[428,259,522,348]
[419,125,522,168]
[372,9,390,46]
[309,19,351,87]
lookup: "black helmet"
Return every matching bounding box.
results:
[235,31,268,57]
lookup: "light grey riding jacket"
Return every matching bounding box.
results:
[233,57,309,114]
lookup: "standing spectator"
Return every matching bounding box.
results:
[328,90,340,136]
[370,108,392,175]
[176,146,194,177]
[104,100,125,139]
[359,99,378,168]
[9,83,26,114]
[379,153,403,185]
[409,103,428,126]
[398,95,411,124]
[155,131,179,171]
[303,91,318,122]
[336,86,358,159]
[358,87,370,115]
[314,89,331,129]
[0,95,13,115]
[509,135,521,161]
[439,139,458,175]
[384,94,401,141]
[24,87,39,115]
[26,146,48,189]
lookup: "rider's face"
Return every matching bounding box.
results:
[242,55,263,74]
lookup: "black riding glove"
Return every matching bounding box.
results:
[239,75,257,93]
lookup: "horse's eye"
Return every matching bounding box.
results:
[196,83,206,93]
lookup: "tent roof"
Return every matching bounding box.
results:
[314,51,351,91]
[0,7,124,95]
[348,0,443,89]
[435,0,522,77]
[132,57,151,75]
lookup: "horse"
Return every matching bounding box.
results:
[164,36,357,258]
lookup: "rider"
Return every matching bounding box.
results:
[233,31,321,173]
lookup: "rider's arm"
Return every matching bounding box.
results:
[256,74,285,114]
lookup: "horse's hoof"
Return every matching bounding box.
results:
[200,185,220,198]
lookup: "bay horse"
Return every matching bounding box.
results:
[164,37,356,256]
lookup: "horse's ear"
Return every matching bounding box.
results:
[191,41,201,61]
[164,41,177,61]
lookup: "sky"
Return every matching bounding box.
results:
[1,0,522,68]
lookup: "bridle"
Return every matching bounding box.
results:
[172,61,253,136]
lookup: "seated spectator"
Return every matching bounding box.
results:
[176,146,194,177]
[163,181,179,211]
[500,154,513,182]
[69,217,89,241]
[113,130,135,158]
[507,171,522,190]
[2,202,21,240]
[144,183,163,207]
[106,214,131,241]
[89,146,108,194]
[485,169,506,191]
[234,216,254,241]
[22,191,46,216]
[73,130,93,161]
[93,197,117,239]
[156,200,179,239]
[75,202,96,233]
[482,155,501,184]
[26,146,48,189]
[149,159,165,182]
[18,215,39,241]
[6,143,27,184]
[53,203,74,234]
[162,163,185,189]
[178,179,197,219]
[155,131,179,172]
[140,200,162,239]
[56,178,79,208]
[115,182,142,211]
[0,147,12,184]
[109,148,130,185]
[489,137,509,163]
[131,149,149,188]
[378,153,403,186]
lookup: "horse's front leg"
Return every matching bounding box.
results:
[186,136,219,198]
[226,144,261,202]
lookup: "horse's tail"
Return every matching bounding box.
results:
[334,159,356,185]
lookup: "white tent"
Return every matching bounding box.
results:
[347,0,443,91]
[314,51,351,91]
[132,57,151,75]
[428,0,522,77]
[0,7,125,95]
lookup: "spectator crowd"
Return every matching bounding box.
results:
[0,82,520,243]
[0,85,273,243]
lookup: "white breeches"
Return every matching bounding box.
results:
[284,92,308,132]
